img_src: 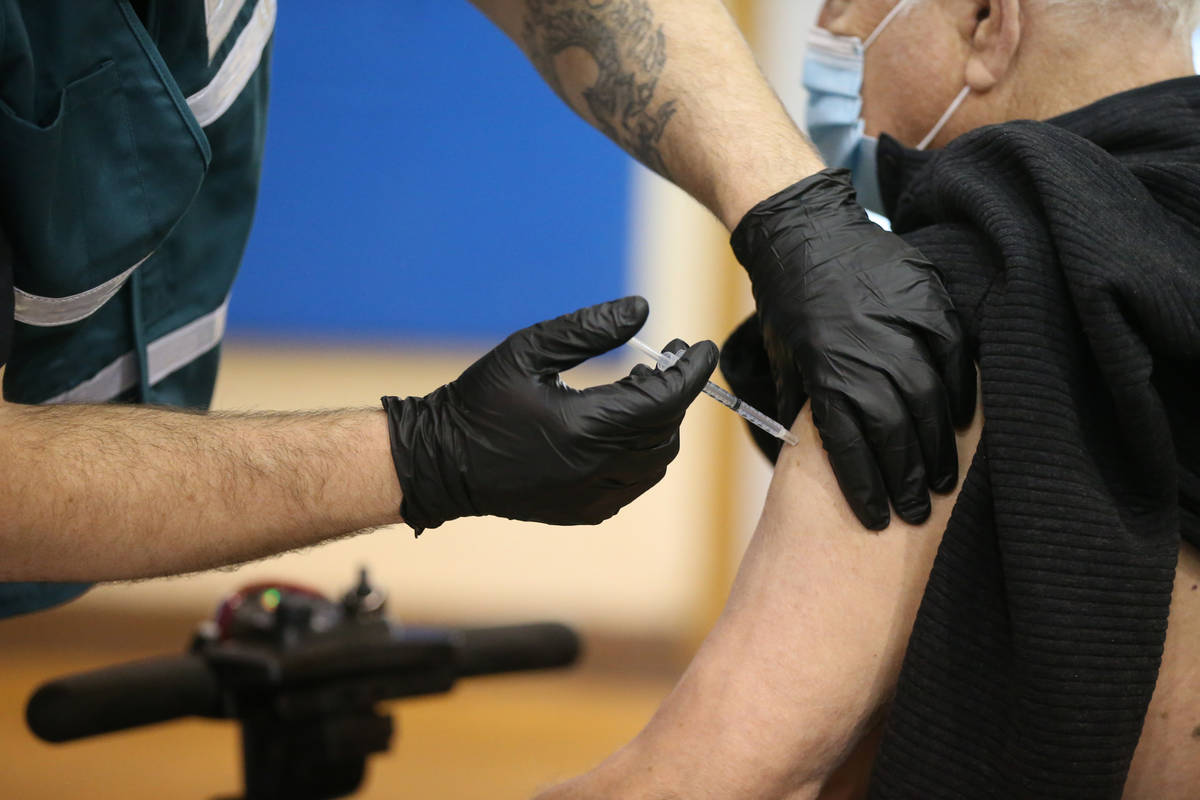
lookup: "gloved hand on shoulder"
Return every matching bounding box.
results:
[731,168,975,530]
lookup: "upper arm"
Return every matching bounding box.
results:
[530,404,983,800]
[716,404,980,751]
[634,404,983,797]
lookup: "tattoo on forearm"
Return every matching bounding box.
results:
[523,0,678,179]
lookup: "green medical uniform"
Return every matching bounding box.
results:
[0,0,275,616]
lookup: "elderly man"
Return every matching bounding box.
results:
[536,0,1200,798]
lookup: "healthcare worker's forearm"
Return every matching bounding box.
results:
[0,400,404,582]
[469,0,823,228]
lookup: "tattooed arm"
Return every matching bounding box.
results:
[470,0,975,535]
[468,0,822,228]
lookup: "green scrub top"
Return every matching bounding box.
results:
[0,0,274,616]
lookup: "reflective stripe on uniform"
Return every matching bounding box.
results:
[188,0,275,127]
[45,298,230,404]
[13,254,152,327]
[204,0,250,62]
[12,0,271,329]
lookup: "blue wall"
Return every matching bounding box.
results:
[230,1,632,344]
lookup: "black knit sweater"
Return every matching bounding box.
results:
[868,77,1200,798]
[721,75,1200,798]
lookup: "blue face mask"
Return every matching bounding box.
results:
[803,2,969,214]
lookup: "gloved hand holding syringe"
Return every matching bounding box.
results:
[627,337,799,447]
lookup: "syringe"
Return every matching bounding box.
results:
[626,337,799,447]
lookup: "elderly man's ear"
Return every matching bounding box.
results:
[961,0,1021,92]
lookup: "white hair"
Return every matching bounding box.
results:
[899,0,1200,34]
[1039,0,1200,34]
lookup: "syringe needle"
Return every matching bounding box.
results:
[626,337,798,447]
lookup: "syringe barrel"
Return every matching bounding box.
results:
[700,382,738,410]
[738,402,787,437]
[627,337,797,446]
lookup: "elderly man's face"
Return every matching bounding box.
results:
[817,0,976,147]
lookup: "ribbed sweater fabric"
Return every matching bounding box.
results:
[864,76,1200,798]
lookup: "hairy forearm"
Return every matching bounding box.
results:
[471,0,822,228]
[0,401,403,582]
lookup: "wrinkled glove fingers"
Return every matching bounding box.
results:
[563,481,653,526]
[518,296,650,376]
[628,363,656,379]
[854,388,930,525]
[661,338,690,357]
[923,308,976,428]
[812,395,891,530]
[608,433,680,473]
[585,340,718,430]
[603,422,683,460]
[892,360,958,494]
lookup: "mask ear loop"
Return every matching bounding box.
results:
[863,0,916,49]
[916,85,971,150]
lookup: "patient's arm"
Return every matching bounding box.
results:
[541,398,1200,800]
[538,405,982,800]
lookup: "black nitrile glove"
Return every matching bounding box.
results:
[382,297,718,534]
[731,169,975,529]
